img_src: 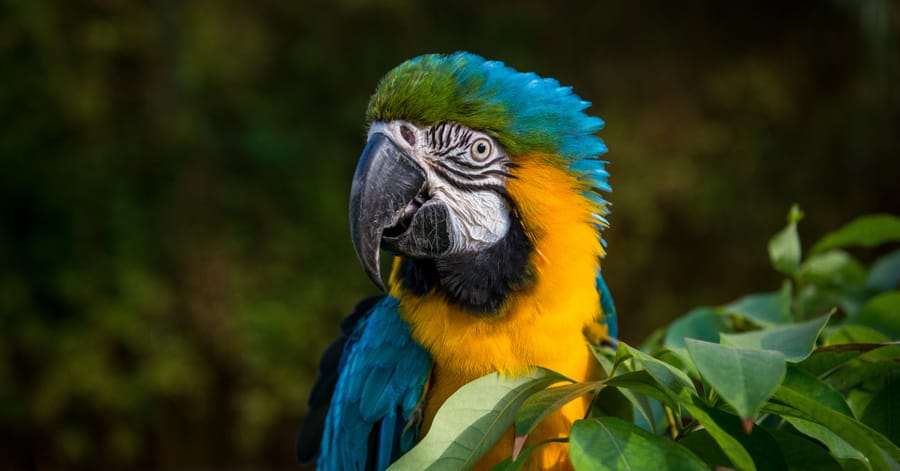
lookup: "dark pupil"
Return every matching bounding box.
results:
[476,143,487,154]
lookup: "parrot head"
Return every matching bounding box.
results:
[349,52,610,314]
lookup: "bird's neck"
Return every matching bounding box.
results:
[393,211,535,314]
[389,152,606,378]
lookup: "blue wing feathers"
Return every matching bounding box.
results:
[375,412,398,470]
[296,296,383,464]
[596,271,618,339]
[317,296,432,470]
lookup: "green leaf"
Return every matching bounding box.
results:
[796,283,869,322]
[589,344,616,378]
[769,204,804,275]
[388,368,568,471]
[799,249,867,287]
[824,360,900,397]
[611,342,634,372]
[811,214,900,254]
[685,339,786,418]
[680,395,757,471]
[682,428,837,471]
[720,313,832,362]
[609,346,700,437]
[657,349,701,384]
[590,385,634,424]
[846,389,876,421]
[679,407,789,471]
[780,416,871,470]
[677,429,731,469]
[772,380,900,469]
[848,291,900,339]
[867,248,900,291]
[624,344,695,398]
[859,371,900,446]
[856,341,900,362]
[515,381,601,437]
[664,307,730,349]
[781,364,853,417]
[767,428,844,471]
[663,307,732,377]
[721,283,792,327]
[568,417,707,471]
[827,325,890,345]
[604,370,679,416]
[631,395,667,437]
[799,342,895,376]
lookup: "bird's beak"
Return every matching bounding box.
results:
[349,132,427,291]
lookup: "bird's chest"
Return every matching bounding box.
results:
[401,294,597,424]
[412,308,595,471]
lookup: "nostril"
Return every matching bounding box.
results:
[400,125,416,147]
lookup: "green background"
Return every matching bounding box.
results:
[1,0,897,468]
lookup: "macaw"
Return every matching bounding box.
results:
[296,52,617,470]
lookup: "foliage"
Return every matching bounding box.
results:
[392,208,900,470]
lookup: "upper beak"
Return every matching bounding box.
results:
[349,132,427,291]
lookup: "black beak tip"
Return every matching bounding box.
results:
[364,260,387,292]
[370,273,387,292]
[351,224,388,292]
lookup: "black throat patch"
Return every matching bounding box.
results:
[396,214,535,315]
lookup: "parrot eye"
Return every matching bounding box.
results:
[470,138,492,161]
[400,124,416,146]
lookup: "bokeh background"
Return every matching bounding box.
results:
[1,0,898,468]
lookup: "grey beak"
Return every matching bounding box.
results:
[349,133,427,291]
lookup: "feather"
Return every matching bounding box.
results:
[596,271,619,339]
[296,295,382,464]
[316,296,431,470]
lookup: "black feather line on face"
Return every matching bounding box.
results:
[431,160,500,185]
[442,154,506,171]
[428,122,474,155]
[397,211,534,315]
[431,164,509,196]
[480,169,514,179]
[432,160,487,180]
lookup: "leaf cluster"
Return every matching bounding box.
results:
[392,208,900,470]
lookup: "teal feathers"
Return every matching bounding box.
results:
[317,297,431,469]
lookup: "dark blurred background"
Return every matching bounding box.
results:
[1,0,897,468]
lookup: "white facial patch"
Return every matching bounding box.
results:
[369,120,514,255]
[431,185,510,253]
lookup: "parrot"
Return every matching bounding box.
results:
[296,51,617,470]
